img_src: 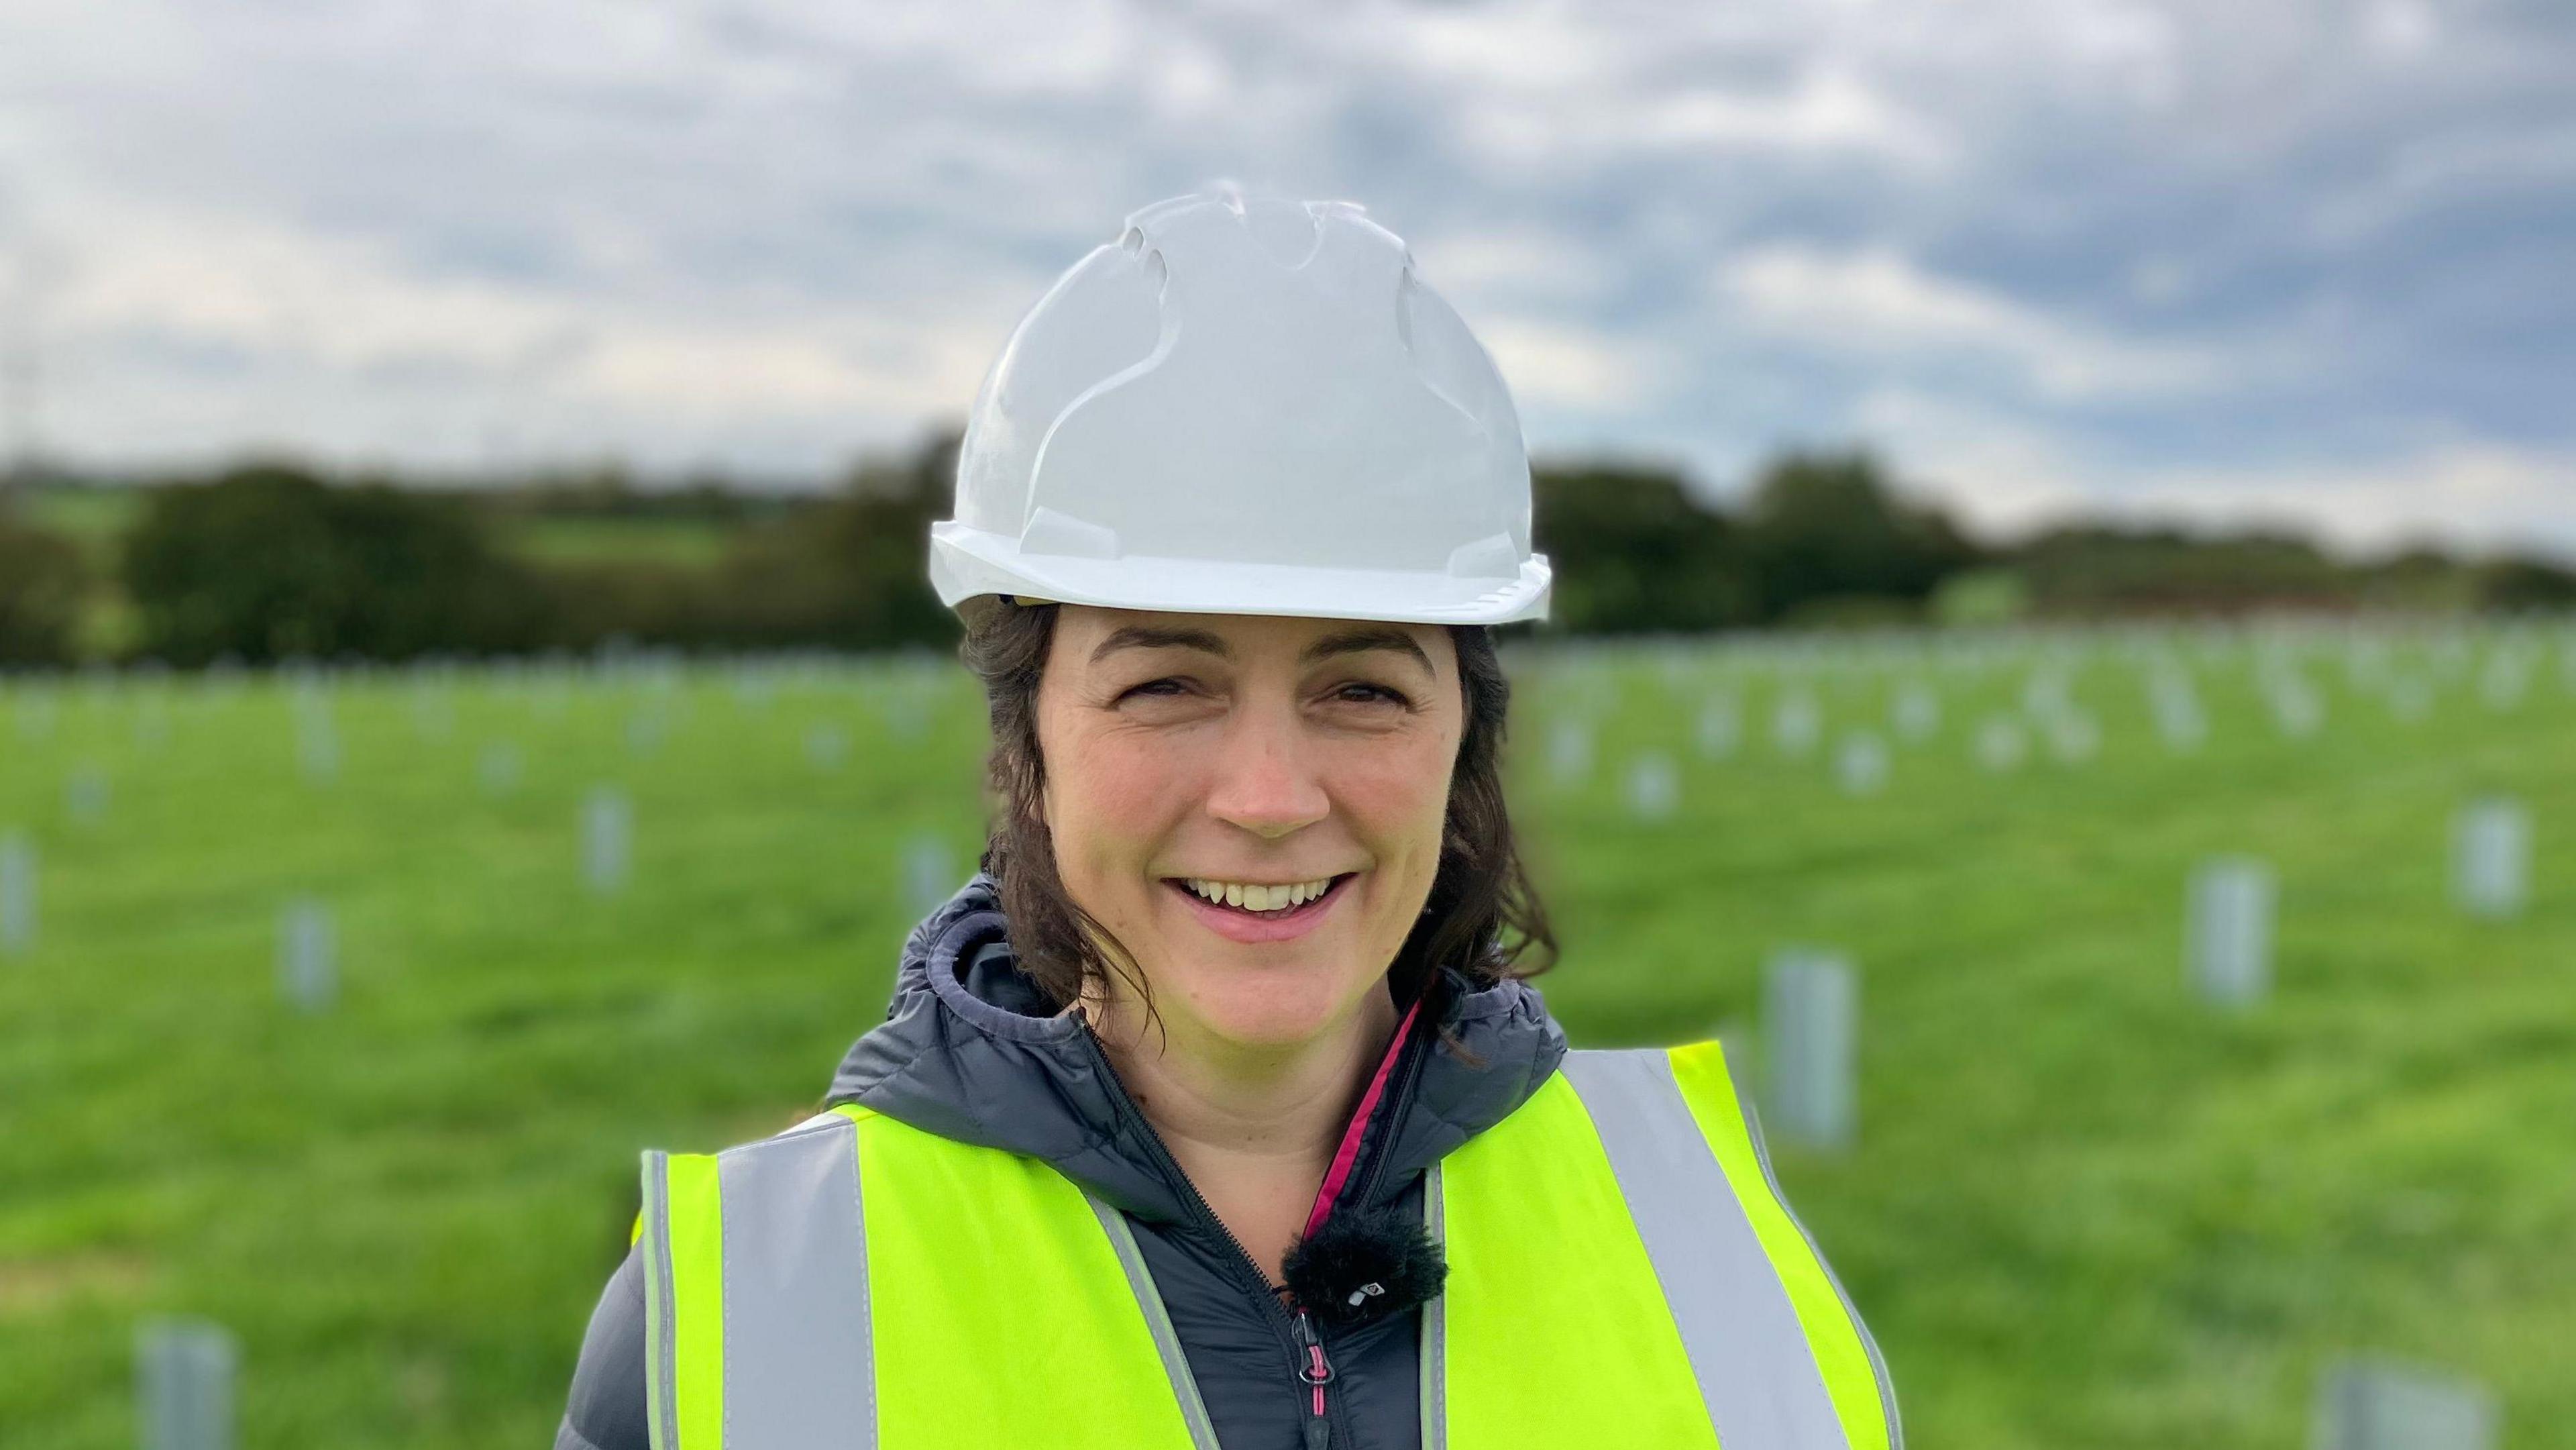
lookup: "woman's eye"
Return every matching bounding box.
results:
[1118,678,1407,707]
[1335,682,1411,707]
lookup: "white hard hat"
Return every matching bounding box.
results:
[930,189,1550,628]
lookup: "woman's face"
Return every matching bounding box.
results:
[1036,606,1463,1053]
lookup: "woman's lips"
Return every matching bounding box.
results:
[1162,873,1355,945]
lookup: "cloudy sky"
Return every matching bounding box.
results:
[3,0,2571,555]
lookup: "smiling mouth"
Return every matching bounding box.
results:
[1161,872,1357,919]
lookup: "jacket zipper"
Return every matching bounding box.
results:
[1076,1004,1438,1450]
[1299,1014,1434,1448]
[1077,1026,1320,1427]
[1291,1306,1334,1450]
[1297,994,1436,1447]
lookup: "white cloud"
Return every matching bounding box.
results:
[1476,317,1661,413]
[1386,1,1623,93]
[1856,386,2576,560]
[32,196,994,467]
[1635,68,1949,166]
[2114,443,2576,559]
[0,0,2570,539]
[2311,122,2576,245]
[1410,227,1615,316]
[1717,245,2232,400]
[1414,232,1568,291]
[1446,64,1950,175]
[2362,0,2440,62]
[1849,387,2100,537]
[1402,1,1955,179]
[55,209,564,374]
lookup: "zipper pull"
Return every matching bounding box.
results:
[1292,1306,1333,1450]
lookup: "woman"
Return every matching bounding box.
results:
[555,190,1898,1450]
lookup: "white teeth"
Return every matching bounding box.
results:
[1179,876,1338,913]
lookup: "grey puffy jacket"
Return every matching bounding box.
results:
[553,870,1567,1450]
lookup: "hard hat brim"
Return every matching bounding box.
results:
[930,523,1550,627]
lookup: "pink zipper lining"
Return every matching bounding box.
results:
[1299,994,1424,1243]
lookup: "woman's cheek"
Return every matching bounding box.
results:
[1063,727,1170,818]
[1338,739,1454,841]
[1094,743,1193,837]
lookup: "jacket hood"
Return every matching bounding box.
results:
[826,868,1567,1227]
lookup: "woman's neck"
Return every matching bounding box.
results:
[1079,978,1402,1282]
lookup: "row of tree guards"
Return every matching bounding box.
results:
[9,619,2566,1445]
[124,1316,2502,1450]
[0,821,964,1021]
[1549,660,2555,811]
[1742,800,2536,1159]
[0,789,2537,1003]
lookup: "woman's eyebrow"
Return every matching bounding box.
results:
[1091,625,1230,665]
[1088,624,1432,674]
[1301,627,1433,674]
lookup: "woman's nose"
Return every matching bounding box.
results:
[1202,707,1329,840]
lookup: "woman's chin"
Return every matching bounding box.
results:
[1171,968,1362,1050]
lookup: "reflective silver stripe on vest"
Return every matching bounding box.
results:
[1084,1194,1223,1450]
[715,1112,876,1449]
[1732,1065,1905,1449]
[641,1151,680,1450]
[1560,1049,1851,1449]
[1419,1161,1448,1450]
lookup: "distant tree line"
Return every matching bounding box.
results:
[0,513,88,666]
[1533,453,2576,630]
[1534,452,1982,633]
[0,434,2569,668]
[72,439,962,667]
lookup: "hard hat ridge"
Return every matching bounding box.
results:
[932,189,1552,627]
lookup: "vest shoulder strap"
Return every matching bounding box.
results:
[1432,1043,1900,1450]
[637,1104,1210,1450]
[1656,1042,1902,1450]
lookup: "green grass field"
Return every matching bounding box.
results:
[4,621,2572,1447]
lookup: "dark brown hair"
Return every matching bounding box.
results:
[957,597,1557,1027]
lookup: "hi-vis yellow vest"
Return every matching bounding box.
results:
[637,1042,1900,1449]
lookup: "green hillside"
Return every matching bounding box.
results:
[3,621,2571,1446]
[10,485,752,663]
[18,484,744,572]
